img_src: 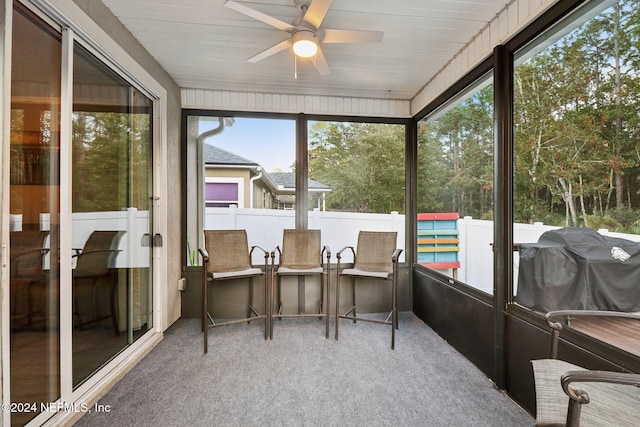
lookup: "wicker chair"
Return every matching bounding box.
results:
[531,310,640,426]
[199,229,269,354]
[335,231,402,349]
[270,229,331,339]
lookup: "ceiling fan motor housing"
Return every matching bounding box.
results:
[292,30,318,57]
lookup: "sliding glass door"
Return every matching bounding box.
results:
[71,42,154,388]
[9,4,61,425]
[7,2,155,425]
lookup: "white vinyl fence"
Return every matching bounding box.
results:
[16,208,151,269]
[205,206,405,265]
[206,207,640,296]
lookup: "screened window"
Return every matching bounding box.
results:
[416,75,494,294]
[307,120,406,260]
[512,0,640,316]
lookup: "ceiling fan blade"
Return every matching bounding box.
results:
[247,39,292,63]
[225,0,295,32]
[320,28,384,44]
[314,46,330,76]
[302,0,332,30]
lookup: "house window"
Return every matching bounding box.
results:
[205,178,243,207]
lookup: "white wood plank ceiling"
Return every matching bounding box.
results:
[102,0,513,102]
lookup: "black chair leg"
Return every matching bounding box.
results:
[335,274,340,341]
[352,277,357,323]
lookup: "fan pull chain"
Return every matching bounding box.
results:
[294,55,298,79]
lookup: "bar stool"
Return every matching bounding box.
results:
[335,231,402,349]
[270,229,331,338]
[199,229,269,354]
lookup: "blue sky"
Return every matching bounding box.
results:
[200,117,296,173]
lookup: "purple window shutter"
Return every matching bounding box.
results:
[206,182,238,201]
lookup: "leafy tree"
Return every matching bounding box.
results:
[73,110,151,212]
[416,122,450,213]
[417,85,494,219]
[514,0,640,228]
[308,122,405,213]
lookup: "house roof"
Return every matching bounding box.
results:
[270,172,331,192]
[204,145,331,193]
[203,144,259,167]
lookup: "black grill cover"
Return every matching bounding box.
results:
[516,227,640,312]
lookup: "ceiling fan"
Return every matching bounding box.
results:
[224,0,384,76]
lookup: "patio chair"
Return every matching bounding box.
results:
[270,229,331,339]
[335,231,402,349]
[531,310,640,426]
[71,230,125,332]
[199,229,269,354]
[10,230,49,328]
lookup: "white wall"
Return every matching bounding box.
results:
[182,89,412,118]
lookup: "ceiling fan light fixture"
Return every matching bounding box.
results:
[292,30,318,58]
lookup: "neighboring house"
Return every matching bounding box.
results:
[270,172,331,211]
[203,144,330,210]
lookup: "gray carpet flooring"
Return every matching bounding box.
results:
[76,312,535,426]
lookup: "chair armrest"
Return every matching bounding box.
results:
[561,370,640,426]
[250,245,270,259]
[272,245,282,259]
[562,370,640,403]
[250,245,270,270]
[321,245,331,268]
[322,245,331,261]
[336,246,355,260]
[198,248,209,264]
[73,249,122,257]
[392,248,403,262]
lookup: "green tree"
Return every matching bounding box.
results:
[514,0,640,227]
[73,110,151,212]
[417,85,494,219]
[308,122,405,213]
[587,1,640,210]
